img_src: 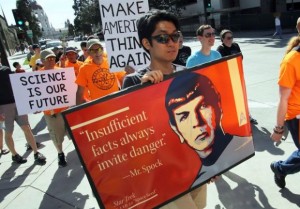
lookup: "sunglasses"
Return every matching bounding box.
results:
[203,32,216,38]
[46,57,56,61]
[225,36,233,40]
[89,47,103,54]
[151,32,181,44]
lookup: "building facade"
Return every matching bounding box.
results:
[29,0,56,39]
[179,0,300,33]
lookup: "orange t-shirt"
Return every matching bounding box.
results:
[76,57,124,100]
[39,66,68,115]
[64,59,90,100]
[278,50,300,120]
[65,60,84,76]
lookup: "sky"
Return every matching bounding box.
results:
[0,0,75,29]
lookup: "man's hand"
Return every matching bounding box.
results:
[141,71,164,84]
[59,54,67,68]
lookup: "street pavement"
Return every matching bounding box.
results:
[0,29,300,209]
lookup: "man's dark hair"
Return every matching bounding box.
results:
[80,41,87,48]
[137,10,180,53]
[165,72,222,126]
[13,62,19,68]
[220,29,233,41]
[196,24,212,36]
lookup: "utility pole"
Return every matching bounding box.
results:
[203,0,208,23]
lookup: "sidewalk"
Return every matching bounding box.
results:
[1,113,299,209]
[0,113,98,209]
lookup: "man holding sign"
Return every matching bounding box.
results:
[76,39,127,104]
[122,10,206,209]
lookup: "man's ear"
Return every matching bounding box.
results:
[142,38,151,50]
[169,121,185,143]
[196,35,203,42]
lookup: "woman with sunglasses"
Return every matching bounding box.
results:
[217,29,258,125]
[217,29,241,57]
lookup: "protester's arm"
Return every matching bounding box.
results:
[58,54,66,68]
[76,85,86,105]
[270,86,291,142]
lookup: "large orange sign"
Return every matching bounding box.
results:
[62,54,254,209]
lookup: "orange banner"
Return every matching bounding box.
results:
[62,54,254,209]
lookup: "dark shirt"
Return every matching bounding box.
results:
[217,42,241,57]
[77,54,86,62]
[0,66,15,105]
[173,45,192,66]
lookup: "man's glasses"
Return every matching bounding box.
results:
[89,47,103,54]
[225,36,233,40]
[151,31,181,44]
[203,32,216,38]
[46,57,56,61]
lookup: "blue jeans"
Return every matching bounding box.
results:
[273,25,282,38]
[275,118,300,176]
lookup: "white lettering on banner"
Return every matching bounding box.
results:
[9,68,76,115]
[99,0,150,72]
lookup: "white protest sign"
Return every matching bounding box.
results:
[99,0,150,72]
[9,68,77,115]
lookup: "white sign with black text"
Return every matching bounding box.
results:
[99,0,150,72]
[9,68,76,115]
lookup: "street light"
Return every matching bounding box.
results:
[25,21,33,44]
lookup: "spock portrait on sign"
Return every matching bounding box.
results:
[165,72,252,187]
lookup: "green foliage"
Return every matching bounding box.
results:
[71,0,183,35]
[16,0,42,43]
[148,0,183,17]
[73,0,101,35]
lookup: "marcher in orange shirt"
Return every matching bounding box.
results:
[270,19,300,189]
[76,39,126,104]
[59,47,83,76]
[40,49,69,167]
[12,62,25,73]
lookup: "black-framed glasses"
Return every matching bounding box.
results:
[203,32,216,38]
[89,47,103,54]
[225,36,233,40]
[151,31,181,44]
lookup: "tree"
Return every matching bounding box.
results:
[73,0,101,35]
[16,0,42,43]
[148,0,183,17]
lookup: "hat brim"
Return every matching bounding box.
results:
[88,41,102,49]
[66,50,78,54]
[44,55,56,59]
